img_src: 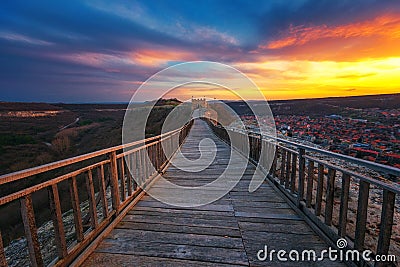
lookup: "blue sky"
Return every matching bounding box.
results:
[1,0,399,102]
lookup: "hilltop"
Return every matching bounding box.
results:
[225,93,400,117]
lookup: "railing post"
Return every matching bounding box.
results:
[86,169,98,228]
[338,173,350,237]
[306,161,314,208]
[354,180,370,251]
[0,231,7,267]
[315,164,324,216]
[98,165,109,218]
[48,184,68,259]
[20,195,43,267]
[291,153,297,193]
[376,189,395,262]
[126,158,133,196]
[325,168,336,226]
[297,148,305,207]
[155,141,160,171]
[133,151,139,189]
[109,151,120,212]
[120,158,126,202]
[285,151,291,189]
[280,149,286,186]
[69,176,84,242]
[271,145,277,178]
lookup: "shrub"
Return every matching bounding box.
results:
[52,135,70,154]
[0,134,35,147]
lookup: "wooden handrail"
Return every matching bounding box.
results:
[0,127,181,185]
[0,120,194,267]
[206,118,398,266]
[235,127,400,177]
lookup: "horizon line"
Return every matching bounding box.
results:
[1,92,399,105]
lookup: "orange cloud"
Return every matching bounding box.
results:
[131,49,197,66]
[51,48,197,69]
[263,13,400,50]
[52,52,124,67]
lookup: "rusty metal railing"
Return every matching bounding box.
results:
[206,118,399,267]
[0,120,193,267]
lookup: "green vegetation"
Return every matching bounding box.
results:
[0,99,181,175]
[77,119,93,126]
[0,134,35,147]
[96,117,114,122]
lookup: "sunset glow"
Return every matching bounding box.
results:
[264,14,400,50]
[238,57,400,100]
[0,1,399,102]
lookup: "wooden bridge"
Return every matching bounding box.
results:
[0,118,399,266]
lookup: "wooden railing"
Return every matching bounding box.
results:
[0,120,193,267]
[206,119,399,267]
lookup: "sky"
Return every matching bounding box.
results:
[0,0,400,102]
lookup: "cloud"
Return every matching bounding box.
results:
[0,32,53,46]
[336,73,376,79]
[0,0,400,102]
[263,14,400,49]
[255,0,400,38]
[130,48,198,67]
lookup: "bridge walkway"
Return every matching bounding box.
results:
[82,119,344,266]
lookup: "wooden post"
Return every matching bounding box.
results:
[143,148,149,182]
[20,195,43,267]
[257,135,261,162]
[154,142,159,171]
[86,169,98,228]
[160,138,166,165]
[249,135,252,160]
[315,164,324,216]
[325,168,336,226]
[285,151,291,191]
[291,153,297,192]
[280,149,286,186]
[133,151,138,190]
[69,176,84,242]
[271,146,277,178]
[126,157,133,196]
[98,165,109,218]
[0,231,7,267]
[120,158,126,202]
[109,151,120,212]
[48,184,68,259]
[150,145,156,176]
[137,149,143,186]
[306,161,314,208]
[376,190,395,258]
[159,139,163,166]
[338,173,350,237]
[297,148,305,206]
[354,181,370,250]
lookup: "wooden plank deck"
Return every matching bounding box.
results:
[82,119,345,266]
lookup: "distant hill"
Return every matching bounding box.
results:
[225,93,400,116]
[154,98,182,106]
[0,99,181,176]
[0,102,63,111]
